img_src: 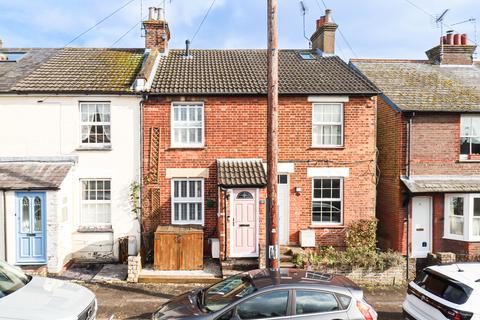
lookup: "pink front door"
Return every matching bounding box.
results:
[231,189,257,257]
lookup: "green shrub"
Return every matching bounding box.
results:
[292,220,404,272]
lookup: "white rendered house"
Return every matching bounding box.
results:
[0,47,147,273]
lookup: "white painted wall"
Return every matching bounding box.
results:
[0,95,141,271]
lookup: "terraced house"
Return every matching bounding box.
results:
[0,45,147,273]
[141,10,379,267]
[352,33,480,259]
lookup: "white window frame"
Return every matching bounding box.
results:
[80,179,112,227]
[79,101,112,147]
[444,193,480,242]
[460,114,480,159]
[312,103,344,148]
[171,102,205,148]
[311,177,343,225]
[171,178,204,225]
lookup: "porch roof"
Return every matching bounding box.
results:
[0,161,72,190]
[217,159,267,188]
[401,175,480,193]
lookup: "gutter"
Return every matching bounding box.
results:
[405,112,415,281]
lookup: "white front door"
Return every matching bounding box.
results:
[411,196,432,258]
[231,189,258,257]
[278,174,290,245]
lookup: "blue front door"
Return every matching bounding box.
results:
[16,192,47,264]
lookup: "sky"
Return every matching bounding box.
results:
[0,0,478,61]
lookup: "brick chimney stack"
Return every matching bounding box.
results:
[426,31,477,65]
[310,9,338,55]
[143,7,170,53]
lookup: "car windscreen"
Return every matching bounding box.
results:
[203,273,257,312]
[0,260,31,298]
[414,270,473,305]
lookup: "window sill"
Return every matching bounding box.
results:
[309,224,344,229]
[458,159,480,163]
[443,235,480,242]
[167,146,206,151]
[77,226,113,233]
[309,146,345,150]
[76,145,112,151]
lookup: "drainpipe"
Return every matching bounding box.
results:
[2,190,7,261]
[221,187,228,259]
[406,113,414,281]
[139,95,146,254]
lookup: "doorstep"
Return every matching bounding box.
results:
[138,258,222,284]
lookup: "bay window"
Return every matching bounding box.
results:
[171,178,204,225]
[445,194,480,241]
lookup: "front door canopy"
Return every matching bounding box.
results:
[217,159,267,188]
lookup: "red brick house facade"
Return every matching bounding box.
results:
[141,11,379,265]
[352,34,480,258]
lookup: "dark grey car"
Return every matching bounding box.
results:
[152,268,377,320]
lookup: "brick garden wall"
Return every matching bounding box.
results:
[142,95,377,256]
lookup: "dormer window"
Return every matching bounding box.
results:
[0,52,26,62]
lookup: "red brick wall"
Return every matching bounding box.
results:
[377,107,480,256]
[376,97,408,253]
[142,95,377,255]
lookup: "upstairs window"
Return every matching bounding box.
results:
[80,102,111,146]
[312,103,343,147]
[171,102,204,148]
[460,114,480,157]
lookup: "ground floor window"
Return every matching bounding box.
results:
[312,178,343,225]
[80,179,111,226]
[445,194,480,241]
[171,178,204,225]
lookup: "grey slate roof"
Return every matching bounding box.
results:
[217,159,267,188]
[12,48,145,94]
[0,162,72,190]
[351,59,480,112]
[151,49,379,95]
[401,176,480,193]
[0,48,58,92]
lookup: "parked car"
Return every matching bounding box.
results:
[152,268,377,320]
[0,259,97,320]
[403,263,480,320]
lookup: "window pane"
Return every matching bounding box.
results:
[22,197,30,233]
[472,137,480,154]
[181,203,187,220]
[180,181,187,197]
[237,291,288,319]
[197,203,202,220]
[196,181,202,197]
[174,203,179,221]
[452,197,464,216]
[174,107,179,121]
[34,197,42,232]
[189,203,196,220]
[197,128,202,143]
[461,116,472,136]
[313,105,322,122]
[180,108,187,121]
[181,128,187,143]
[189,128,196,143]
[197,108,202,121]
[188,107,195,121]
[296,290,339,315]
[474,198,480,217]
[332,105,341,122]
[449,197,464,236]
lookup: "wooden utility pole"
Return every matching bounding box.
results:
[267,0,279,270]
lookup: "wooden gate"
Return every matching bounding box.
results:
[154,225,203,270]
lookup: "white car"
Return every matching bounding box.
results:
[0,260,97,320]
[403,263,480,320]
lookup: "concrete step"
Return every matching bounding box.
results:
[280,254,292,263]
[222,269,244,278]
[280,261,296,268]
[221,258,258,271]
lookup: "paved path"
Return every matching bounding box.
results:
[83,282,406,320]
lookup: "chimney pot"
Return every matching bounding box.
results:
[446,33,454,45]
[325,9,332,23]
[0,38,3,48]
[453,34,461,45]
[461,33,468,45]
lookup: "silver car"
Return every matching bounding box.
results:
[153,268,377,320]
[0,260,97,320]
